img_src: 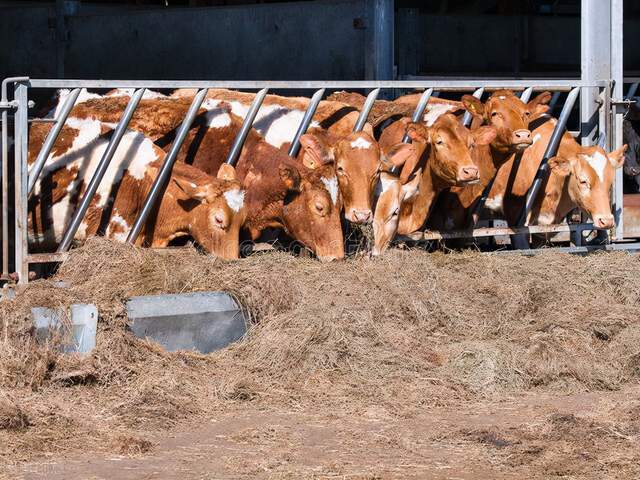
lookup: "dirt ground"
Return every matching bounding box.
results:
[1,239,639,479]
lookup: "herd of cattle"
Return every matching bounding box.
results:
[24,87,628,261]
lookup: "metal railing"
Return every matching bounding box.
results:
[1,77,619,284]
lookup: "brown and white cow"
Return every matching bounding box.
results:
[427,90,552,230]
[172,89,381,225]
[372,115,496,255]
[28,119,246,259]
[68,95,345,260]
[486,116,627,229]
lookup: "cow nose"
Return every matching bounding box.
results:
[594,214,615,229]
[512,129,532,147]
[351,209,372,224]
[457,166,479,183]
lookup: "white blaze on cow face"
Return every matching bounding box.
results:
[423,104,456,127]
[582,151,608,183]
[206,110,232,129]
[350,137,372,149]
[223,189,245,213]
[321,176,339,205]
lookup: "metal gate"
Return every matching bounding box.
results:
[1,77,627,285]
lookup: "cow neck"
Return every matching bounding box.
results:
[236,133,291,237]
[397,146,440,235]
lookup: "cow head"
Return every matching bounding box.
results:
[372,143,423,256]
[462,90,551,153]
[545,145,627,228]
[300,130,381,225]
[279,160,345,261]
[416,114,495,186]
[171,163,246,260]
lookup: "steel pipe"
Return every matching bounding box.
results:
[57,88,146,252]
[519,87,534,103]
[2,77,29,278]
[516,86,581,227]
[127,88,208,244]
[353,88,380,133]
[462,87,484,127]
[288,88,325,158]
[225,88,268,166]
[626,82,639,99]
[28,88,81,195]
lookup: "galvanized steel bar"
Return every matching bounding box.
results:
[353,88,380,133]
[626,82,639,99]
[225,88,268,166]
[57,88,146,252]
[516,86,580,227]
[127,88,208,244]
[13,83,29,284]
[519,87,534,103]
[28,88,81,195]
[2,77,29,279]
[27,79,605,90]
[462,87,484,127]
[288,88,325,158]
[611,0,624,241]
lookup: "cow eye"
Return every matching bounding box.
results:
[315,201,325,213]
[579,178,590,188]
[336,166,345,174]
[392,207,400,217]
[491,111,499,117]
[524,111,531,117]
[435,139,444,145]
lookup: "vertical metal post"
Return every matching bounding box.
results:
[462,87,485,127]
[13,83,29,284]
[57,89,146,252]
[366,0,394,86]
[611,0,624,241]
[127,88,208,244]
[28,87,81,194]
[581,0,611,147]
[288,88,325,158]
[225,88,268,166]
[353,88,380,133]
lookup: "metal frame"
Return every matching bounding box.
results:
[0,76,623,284]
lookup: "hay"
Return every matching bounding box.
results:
[1,238,639,461]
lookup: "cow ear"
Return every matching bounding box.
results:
[300,133,334,169]
[548,156,572,177]
[384,143,416,168]
[279,163,302,192]
[461,95,485,117]
[172,177,210,203]
[608,144,628,169]
[216,163,237,181]
[472,126,497,146]
[528,92,552,116]
[406,122,430,143]
[362,123,375,137]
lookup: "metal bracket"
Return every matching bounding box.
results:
[0,101,18,110]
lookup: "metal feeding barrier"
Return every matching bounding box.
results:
[0,78,625,284]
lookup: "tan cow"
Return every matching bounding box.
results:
[68,96,345,260]
[487,116,627,229]
[28,119,246,259]
[372,116,496,255]
[427,90,552,230]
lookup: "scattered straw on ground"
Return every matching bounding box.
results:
[0,237,639,464]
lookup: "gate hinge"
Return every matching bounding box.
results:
[611,98,637,106]
[0,100,18,110]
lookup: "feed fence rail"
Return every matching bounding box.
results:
[0,78,619,284]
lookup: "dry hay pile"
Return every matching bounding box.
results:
[1,238,639,462]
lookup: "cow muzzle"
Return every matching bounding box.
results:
[347,208,373,224]
[457,166,480,184]
[593,214,615,229]
[512,129,533,150]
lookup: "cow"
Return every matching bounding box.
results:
[485,115,627,230]
[171,89,382,225]
[371,115,497,255]
[427,90,552,230]
[28,118,246,259]
[67,95,345,261]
